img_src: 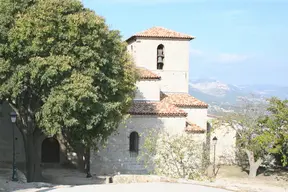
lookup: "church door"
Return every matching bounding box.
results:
[41,138,60,163]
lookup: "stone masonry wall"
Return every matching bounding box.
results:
[0,102,72,167]
[90,115,187,175]
[208,120,237,165]
[0,102,26,163]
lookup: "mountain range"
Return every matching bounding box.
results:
[189,78,288,115]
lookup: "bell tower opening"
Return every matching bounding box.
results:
[157,44,164,70]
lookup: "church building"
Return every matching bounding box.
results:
[90,27,209,175]
[1,27,237,176]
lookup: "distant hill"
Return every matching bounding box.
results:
[189,78,288,115]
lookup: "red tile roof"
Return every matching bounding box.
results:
[207,114,221,118]
[185,120,205,134]
[127,27,194,42]
[128,101,187,117]
[137,67,161,80]
[160,92,208,108]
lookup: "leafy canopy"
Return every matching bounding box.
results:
[215,96,288,167]
[0,0,137,145]
[140,130,205,180]
[260,97,288,166]
[214,97,268,160]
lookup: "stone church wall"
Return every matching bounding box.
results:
[0,102,73,168]
[90,115,186,175]
[0,102,26,163]
[182,107,207,129]
[208,120,237,165]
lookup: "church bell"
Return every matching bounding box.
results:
[157,56,164,64]
[157,49,164,57]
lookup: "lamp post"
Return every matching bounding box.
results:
[212,136,218,177]
[10,112,18,182]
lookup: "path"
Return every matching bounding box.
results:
[14,183,232,192]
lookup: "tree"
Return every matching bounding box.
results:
[140,129,205,180]
[0,0,137,182]
[260,97,288,167]
[214,97,268,178]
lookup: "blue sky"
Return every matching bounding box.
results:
[83,0,288,86]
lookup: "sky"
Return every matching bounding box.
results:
[82,0,288,86]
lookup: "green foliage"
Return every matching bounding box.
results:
[215,96,288,171]
[214,97,268,161]
[139,129,207,180]
[260,97,288,166]
[213,97,274,178]
[0,0,137,147]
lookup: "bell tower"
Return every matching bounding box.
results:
[126,27,194,93]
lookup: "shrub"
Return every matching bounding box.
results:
[139,129,207,180]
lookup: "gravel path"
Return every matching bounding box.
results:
[14,183,232,192]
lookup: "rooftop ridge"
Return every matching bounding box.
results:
[126,26,195,42]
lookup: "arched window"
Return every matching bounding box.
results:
[157,44,164,70]
[41,137,60,163]
[129,131,139,156]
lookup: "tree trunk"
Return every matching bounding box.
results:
[84,146,92,178]
[76,144,85,172]
[249,163,259,178]
[24,133,42,182]
[245,149,263,178]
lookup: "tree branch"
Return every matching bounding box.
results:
[255,157,263,167]
[8,99,19,114]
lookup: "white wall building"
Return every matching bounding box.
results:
[90,27,211,175]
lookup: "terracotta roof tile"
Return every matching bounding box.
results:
[128,101,187,117]
[137,67,161,80]
[127,27,194,41]
[160,92,208,108]
[207,114,220,118]
[185,120,205,133]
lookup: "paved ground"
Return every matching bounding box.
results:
[1,166,288,192]
[14,183,232,192]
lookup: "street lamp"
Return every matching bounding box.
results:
[10,112,18,182]
[212,136,218,177]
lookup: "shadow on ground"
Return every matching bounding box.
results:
[41,168,106,186]
[33,185,77,192]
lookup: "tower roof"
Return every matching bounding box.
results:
[160,92,208,108]
[128,101,187,117]
[137,67,161,80]
[185,119,205,133]
[126,27,195,42]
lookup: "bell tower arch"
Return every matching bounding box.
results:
[157,44,165,70]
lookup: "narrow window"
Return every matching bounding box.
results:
[129,131,139,157]
[157,44,164,70]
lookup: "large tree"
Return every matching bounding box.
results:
[214,97,268,178]
[0,0,137,182]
